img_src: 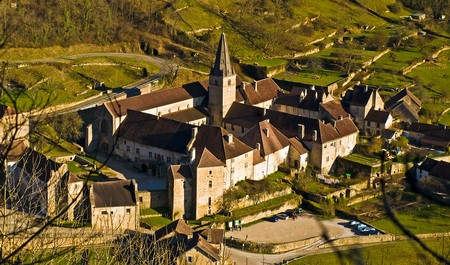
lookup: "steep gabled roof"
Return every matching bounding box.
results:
[200,228,224,244]
[118,110,196,154]
[193,148,225,169]
[344,85,376,106]
[105,80,209,117]
[288,137,309,155]
[429,160,450,181]
[275,89,324,111]
[364,109,391,123]
[223,102,266,128]
[192,125,253,162]
[211,33,234,77]
[162,107,208,123]
[241,78,281,105]
[92,180,136,208]
[185,235,220,262]
[169,164,193,180]
[385,88,421,109]
[155,219,194,241]
[17,148,64,183]
[320,100,350,120]
[239,120,290,157]
[391,100,420,121]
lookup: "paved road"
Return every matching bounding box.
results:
[6,53,178,114]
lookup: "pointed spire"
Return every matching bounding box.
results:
[211,33,235,77]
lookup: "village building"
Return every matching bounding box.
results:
[405,122,450,150]
[342,84,384,128]
[416,157,450,192]
[363,109,393,135]
[7,148,69,217]
[385,88,421,123]
[89,179,139,230]
[0,104,29,143]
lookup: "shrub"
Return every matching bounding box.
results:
[387,2,403,14]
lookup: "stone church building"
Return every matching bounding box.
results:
[87,33,359,220]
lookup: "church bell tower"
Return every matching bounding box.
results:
[208,33,236,126]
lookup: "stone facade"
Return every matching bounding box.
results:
[194,166,224,219]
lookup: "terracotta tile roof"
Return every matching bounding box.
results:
[239,120,290,157]
[344,85,376,106]
[169,164,193,180]
[185,235,220,262]
[364,109,391,123]
[193,147,225,168]
[105,80,209,117]
[334,118,359,139]
[92,180,136,208]
[385,88,421,109]
[320,100,350,120]
[155,219,194,241]
[288,137,309,154]
[420,135,450,148]
[275,89,324,111]
[241,78,281,105]
[223,102,266,128]
[200,228,224,244]
[118,110,196,154]
[0,104,17,118]
[252,149,265,165]
[162,107,208,123]
[17,148,64,183]
[409,122,450,140]
[193,125,253,162]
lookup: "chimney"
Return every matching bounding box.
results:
[313,130,318,141]
[256,143,261,150]
[364,84,368,93]
[263,128,269,137]
[298,124,305,139]
[157,112,161,120]
[225,134,233,143]
[338,115,343,120]
[254,81,258,91]
[299,96,304,103]
[190,147,196,164]
[347,113,351,119]
[331,120,336,128]
[263,108,267,116]
[315,92,318,100]
[311,85,315,90]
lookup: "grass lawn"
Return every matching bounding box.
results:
[407,52,450,94]
[439,111,450,126]
[242,58,287,67]
[371,203,450,235]
[140,216,173,229]
[343,153,381,166]
[140,207,169,216]
[292,238,450,265]
[274,69,345,86]
[364,71,412,89]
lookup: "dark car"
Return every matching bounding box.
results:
[267,216,279,222]
[285,210,295,218]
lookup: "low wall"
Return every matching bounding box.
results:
[226,236,322,254]
[235,197,301,224]
[232,188,292,210]
[137,190,168,209]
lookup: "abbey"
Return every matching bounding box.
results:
[88,33,358,220]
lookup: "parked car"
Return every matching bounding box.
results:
[285,210,295,218]
[294,207,303,214]
[357,223,367,231]
[277,213,289,220]
[267,216,279,222]
[361,227,375,233]
[368,230,380,235]
[349,220,360,226]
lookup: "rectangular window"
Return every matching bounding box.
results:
[149,152,152,158]
[101,211,108,215]
[124,140,127,145]
[244,162,248,169]
[136,148,140,155]
[187,256,193,263]
[231,167,235,174]
[183,181,186,189]
[110,211,113,215]
[209,180,212,188]
[139,197,143,203]
[209,170,212,174]
[326,156,329,162]
[324,144,327,149]
[167,157,171,163]
[339,140,342,146]
[126,146,130,152]
[208,197,212,206]
[126,208,131,214]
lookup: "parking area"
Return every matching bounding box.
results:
[226,213,358,244]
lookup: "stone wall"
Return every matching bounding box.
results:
[137,190,168,209]
[237,197,300,224]
[226,236,322,254]
[231,188,292,210]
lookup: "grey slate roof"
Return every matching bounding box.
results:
[211,33,234,77]
[17,148,64,183]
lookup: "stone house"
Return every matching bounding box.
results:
[114,110,197,173]
[385,88,421,123]
[7,148,69,217]
[363,109,393,135]
[288,136,309,170]
[342,84,384,128]
[0,104,29,143]
[416,158,450,191]
[67,173,89,221]
[89,179,139,230]
[406,122,450,150]
[239,78,280,109]
[239,120,290,180]
[319,99,351,122]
